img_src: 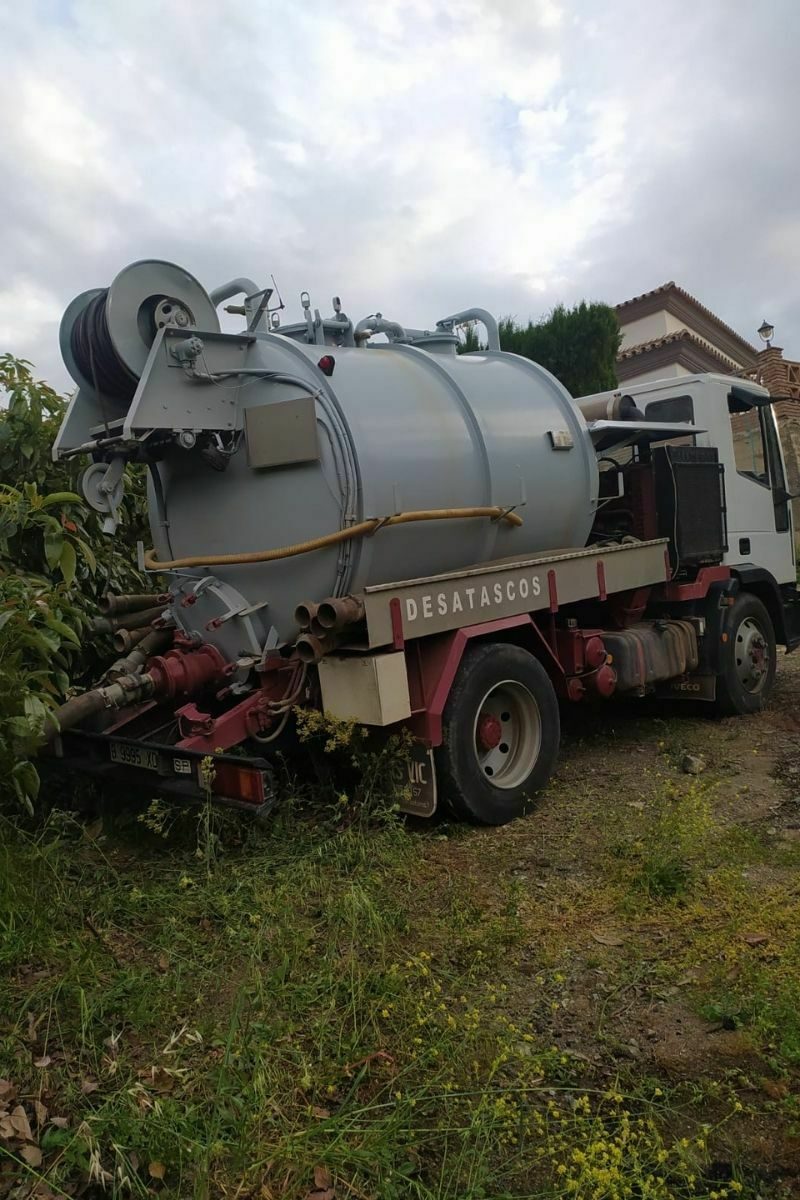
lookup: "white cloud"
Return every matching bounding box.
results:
[0,0,799,390]
[0,279,62,354]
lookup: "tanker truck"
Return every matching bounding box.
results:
[46,260,800,824]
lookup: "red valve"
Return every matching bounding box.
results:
[147,644,227,699]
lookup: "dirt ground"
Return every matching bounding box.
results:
[419,650,800,1191]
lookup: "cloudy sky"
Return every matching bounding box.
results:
[2,0,800,388]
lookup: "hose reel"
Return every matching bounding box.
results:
[60,259,220,404]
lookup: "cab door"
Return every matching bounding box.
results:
[724,391,795,585]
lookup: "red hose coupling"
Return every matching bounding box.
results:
[147,644,227,699]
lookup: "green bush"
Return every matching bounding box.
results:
[458,301,621,397]
[498,302,621,398]
[0,354,148,811]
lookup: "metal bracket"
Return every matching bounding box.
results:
[169,336,204,368]
[81,456,126,534]
[246,289,273,333]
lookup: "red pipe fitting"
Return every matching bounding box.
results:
[583,636,607,670]
[592,663,617,698]
[147,644,227,699]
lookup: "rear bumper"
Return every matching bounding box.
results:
[46,729,276,815]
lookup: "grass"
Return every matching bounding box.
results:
[1,698,800,1199]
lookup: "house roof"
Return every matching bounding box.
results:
[615,281,758,361]
[615,328,748,383]
[617,328,740,371]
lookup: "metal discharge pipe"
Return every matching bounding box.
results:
[209,278,260,306]
[99,592,170,616]
[294,601,320,630]
[314,595,365,633]
[91,605,166,635]
[354,315,408,344]
[105,629,173,680]
[46,672,155,741]
[112,626,150,654]
[436,307,501,352]
[47,641,224,742]
[295,632,338,663]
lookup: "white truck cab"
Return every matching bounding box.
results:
[600,373,795,584]
[583,374,796,576]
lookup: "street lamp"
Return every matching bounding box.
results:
[757,319,774,348]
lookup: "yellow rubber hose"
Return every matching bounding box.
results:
[143,506,523,571]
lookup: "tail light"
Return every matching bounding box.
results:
[208,761,269,805]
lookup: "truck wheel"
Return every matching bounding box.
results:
[436,642,560,826]
[715,593,776,715]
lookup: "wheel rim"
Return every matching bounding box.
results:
[473,680,541,789]
[734,616,770,694]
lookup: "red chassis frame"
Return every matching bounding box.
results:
[101,565,732,758]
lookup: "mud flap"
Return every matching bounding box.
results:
[397,742,437,818]
[654,673,717,702]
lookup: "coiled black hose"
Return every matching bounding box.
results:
[70,289,139,401]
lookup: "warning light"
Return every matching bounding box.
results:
[318,355,335,376]
[209,762,267,805]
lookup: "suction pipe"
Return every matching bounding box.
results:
[436,308,501,352]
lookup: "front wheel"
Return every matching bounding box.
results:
[715,592,776,715]
[435,642,560,825]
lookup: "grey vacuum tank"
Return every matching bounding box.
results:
[54,259,599,659]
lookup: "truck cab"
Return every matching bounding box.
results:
[580,373,800,651]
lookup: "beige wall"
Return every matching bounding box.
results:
[620,363,692,385]
[618,312,670,350]
[619,308,746,371]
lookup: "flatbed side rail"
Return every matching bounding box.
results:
[361,539,670,648]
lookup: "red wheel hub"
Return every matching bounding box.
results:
[477,712,502,751]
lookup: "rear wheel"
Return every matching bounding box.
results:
[715,592,776,715]
[436,642,560,825]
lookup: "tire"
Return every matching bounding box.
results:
[715,592,776,715]
[435,642,560,826]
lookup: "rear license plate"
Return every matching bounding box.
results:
[109,742,160,771]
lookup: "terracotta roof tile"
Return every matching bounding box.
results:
[617,328,740,370]
[615,281,758,356]
[616,281,678,310]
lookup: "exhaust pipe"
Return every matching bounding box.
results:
[576,393,644,423]
[99,592,170,616]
